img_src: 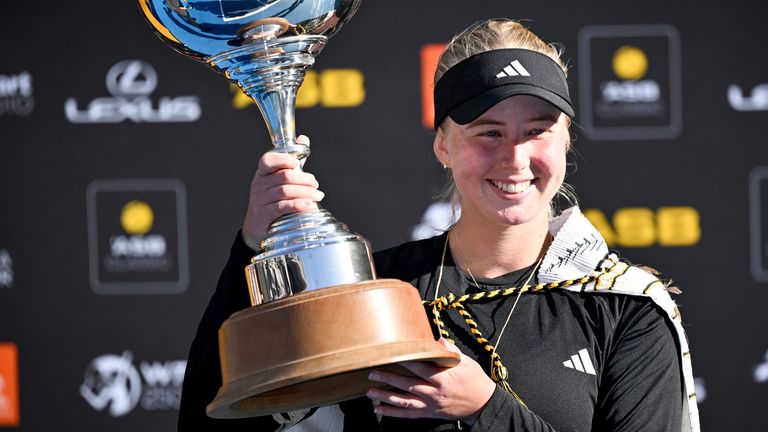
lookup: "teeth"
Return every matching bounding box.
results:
[491,180,531,194]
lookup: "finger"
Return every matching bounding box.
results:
[256,152,301,176]
[269,169,319,189]
[257,184,325,206]
[252,168,319,193]
[366,388,428,410]
[274,199,319,214]
[259,199,319,223]
[438,337,462,353]
[368,370,434,396]
[396,361,444,384]
[371,402,426,419]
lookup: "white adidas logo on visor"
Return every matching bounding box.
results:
[495,60,531,78]
[563,348,596,375]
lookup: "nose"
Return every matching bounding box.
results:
[499,140,530,172]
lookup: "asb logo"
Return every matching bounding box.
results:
[0,250,12,289]
[582,206,701,248]
[750,167,768,282]
[578,25,682,140]
[65,60,201,123]
[0,343,19,427]
[729,84,768,111]
[80,351,186,417]
[0,72,34,117]
[232,68,365,109]
[86,179,189,294]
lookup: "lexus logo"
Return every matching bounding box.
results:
[65,59,200,123]
[105,60,158,97]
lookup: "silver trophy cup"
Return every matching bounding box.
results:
[138,0,459,418]
[138,0,374,303]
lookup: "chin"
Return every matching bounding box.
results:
[494,207,549,227]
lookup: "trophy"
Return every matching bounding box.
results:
[138,0,459,418]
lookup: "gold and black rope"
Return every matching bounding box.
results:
[423,271,609,407]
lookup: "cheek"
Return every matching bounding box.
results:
[451,147,490,180]
[537,141,567,181]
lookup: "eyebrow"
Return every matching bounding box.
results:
[466,119,505,128]
[466,113,559,128]
[527,114,559,123]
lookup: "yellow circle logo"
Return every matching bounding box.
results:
[611,46,648,80]
[120,200,154,235]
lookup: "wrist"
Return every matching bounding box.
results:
[241,231,261,251]
[461,380,496,426]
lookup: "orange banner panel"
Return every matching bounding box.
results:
[0,343,19,427]
[420,44,446,129]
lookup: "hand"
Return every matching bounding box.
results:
[242,136,325,250]
[366,338,496,424]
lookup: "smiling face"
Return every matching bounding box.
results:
[434,95,569,230]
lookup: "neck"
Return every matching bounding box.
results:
[449,212,551,278]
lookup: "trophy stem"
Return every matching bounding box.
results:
[209,34,328,160]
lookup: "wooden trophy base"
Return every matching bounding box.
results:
[207,279,460,418]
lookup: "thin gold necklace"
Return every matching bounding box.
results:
[434,231,543,349]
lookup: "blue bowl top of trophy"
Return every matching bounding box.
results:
[139,0,361,61]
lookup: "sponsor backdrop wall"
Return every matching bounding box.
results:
[1,0,766,430]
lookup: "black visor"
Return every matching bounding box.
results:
[433,49,574,129]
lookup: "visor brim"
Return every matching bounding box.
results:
[448,84,575,125]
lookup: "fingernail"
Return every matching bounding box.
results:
[373,407,382,415]
[368,371,379,381]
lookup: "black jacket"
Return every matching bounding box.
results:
[178,232,683,431]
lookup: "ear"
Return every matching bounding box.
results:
[433,127,450,168]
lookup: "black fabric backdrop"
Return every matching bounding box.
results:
[1,0,767,430]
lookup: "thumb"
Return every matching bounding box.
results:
[438,338,462,354]
[296,134,311,146]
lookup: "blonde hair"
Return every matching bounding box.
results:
[435,19,568,84]
[434,18,577,217]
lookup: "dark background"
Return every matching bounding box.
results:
[1,0,766,430]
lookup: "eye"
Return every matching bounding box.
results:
[527,128,548,136]
[477,129,502,138]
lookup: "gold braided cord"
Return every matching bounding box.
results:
[423,268,612,407]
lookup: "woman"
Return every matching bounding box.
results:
[178,19,700,431]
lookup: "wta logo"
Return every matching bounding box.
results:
[80,351,186,417]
